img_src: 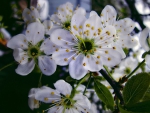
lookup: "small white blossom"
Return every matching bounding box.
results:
[89,5,138,58]
[50,2,86,31]
[35,80,92,113]
[7,22,57,76]
[50,12,122,80]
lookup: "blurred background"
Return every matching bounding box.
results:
[0,0,150,113]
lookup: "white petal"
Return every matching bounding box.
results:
[22,8,33,23]
[30,6,40,19]
[25,22,45,45]
[83,14,103,38]
[13,48,29,64]
[97,48,122,67]
[83,55,102,71]
[74,7,86,16]
[52,49,76,66]
[28,88,39,97]
[28,97,39,110]
[145,55,150,68]
[43,20,53,34]
[115,18,135,35]
[7,34,28,49]
[69,54,88,80]
[71,13,86,37]
[40,38,59,55]
[51,29,75,48]
[54,80,72,96]
[35,88,61,103]
[38,55,56,76]
[50,14,62,24]
[89,11,98,17]
[101,5,117,26]
[15,59,35,76]
[139,28,149,51]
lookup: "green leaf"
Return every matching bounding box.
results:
[127,100,150,112]
[118,104,141,113]
[142,86,150,101]
[0,16,3,21]
[123,73,150,106]
[94,80,114,110]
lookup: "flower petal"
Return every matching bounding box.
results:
[74,7,86,16]
[52,49,76,66]
[30,6,40,19]
[83,55,102,71]
[97,48,122,67]
[54,80,72,96]
[100,5,117,26]
[71,13,86,37]
[50,14,62,24]
[42,20,53,34]
[38,55,56,76]
[15,59,35,76]
[139,28,149,51]
[69,54,88,80]
[25,22,45,45]
[115,18,135,35]
[145,55,150,68]
[89,11,98,17]
[7,34,28,49]
[40,38,59,55]
[13,48,29,64]
[51,29,75,48]
[22,8,33,23]
[35,88,61,103]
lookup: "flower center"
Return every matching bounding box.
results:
[62,21,71,30]
[63,98,72,106]
[76,38,96,55]
[28,47,40,58]
[124,67,131,74]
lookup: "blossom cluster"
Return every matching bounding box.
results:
[4,1,150,113]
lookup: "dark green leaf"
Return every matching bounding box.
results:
[127,100,150,112]
[94,80,114,110]
[123,73,150,106]
[142,86,150,101]
[118,104,141,113]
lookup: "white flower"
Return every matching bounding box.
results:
[50,2,86,31]
[28,86,50,110]
[7,22,57,76]
[139,27,150,68]
[35,80,92,113]
[90,5,137,53]
[50,12,122,80]
[112,57,141,81]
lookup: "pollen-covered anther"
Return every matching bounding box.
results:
[64,58,68,61]
[100,37,103,40]
[79,25,82,29]
[87,55,90,58]
[27,11,30,14]
[56,48,59,51]
[72,57,76,60]
[100,14,103,16]
[83,63,86,66]
[51,92,55,95]
[58,37,61,40]
[108,57,111,61]
[48,26,51,29]
[97,56,100,59]
[44,97,48,101]
[91,26,94,30]
[98,28,102,32]
[86,24,90,27]
[27,30,29,33]
[52,100,55,103]
[93,33,96,36]
[105,51,108,54]
[79,32,82,35]
[106,31,110,35]
[73,25,78,31]
[113,47,116,49]
[66,49,70,52]
[96,61,99,64]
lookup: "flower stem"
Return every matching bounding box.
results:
[127,59,145,79]
[0,61,15,71]
[70,73,90,99]
[38,73,42,87]
[83,73,92,95]
[100,69,124,104]
[103,65,115,81]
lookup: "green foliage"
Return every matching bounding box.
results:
[94,79,114,110]
[123,73,150,107]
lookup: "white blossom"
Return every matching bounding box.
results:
[35,80,92,113]
[89,5,138,58]
[50,12,122,80]
[7,22,57,76]
[50,2,86,31]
